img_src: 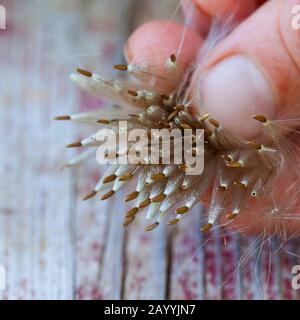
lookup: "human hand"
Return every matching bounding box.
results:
[123,0,300,237]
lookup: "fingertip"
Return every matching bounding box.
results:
[199,55,277,139]
[193,0,300,139]
[193,0,258,20]
[124,20,203,92]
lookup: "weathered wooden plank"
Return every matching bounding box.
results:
[122,215,168,300]
[0,0,80,299]
[281,244,296,300]
[221,233,242,299]
[168,208,205,300]
[72,0,133,300]
[202,229,223,299]
[0,0,299,301]
[240,235,265,300]
[261,238,282,299]
[284,238,300,300]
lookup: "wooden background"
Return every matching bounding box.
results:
[0,0,299,300]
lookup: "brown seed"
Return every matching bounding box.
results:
[204,129,213,138]
[209,118,220,128]
[123,216,135,227]
[103,175,117,184]
[201,113,210,121]
[101,190,115,201]
[54,115,71,121]
[151,173,166,181]
[167,218,179,225]
[181,123,192,130]
[128,90,138,97]
[139,199,151,209]
[119,173,133,182]
[247,141,262,150]
[167,109,180,121]
[253,114,267,123]
[161,94,169,100]
[151,194,166,203]
[218,185,227,192]
[170,54,176,63]
[175,105,185,111]
[226,213,238,220]
[176,206,189,215]
[126,207,139,218]
[226,161,242,168]
[144,222,159,232]
[178,164,187,172]
[201,223,213,233]
[222,153,232,162]
[97,119,110,124]
[76,68,92,77]
[113,64,128,71]
[125,191,139,202]
[158,121,171,128]
[129,114,139,118]
[66,142,82,148]
[82,190,97,201]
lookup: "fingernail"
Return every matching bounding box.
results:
[200,55,277,139]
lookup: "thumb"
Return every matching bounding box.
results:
[195,0,300,139]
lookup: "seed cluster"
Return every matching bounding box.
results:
[56,56,285,233]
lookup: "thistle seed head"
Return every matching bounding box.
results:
[56,49,296,234]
